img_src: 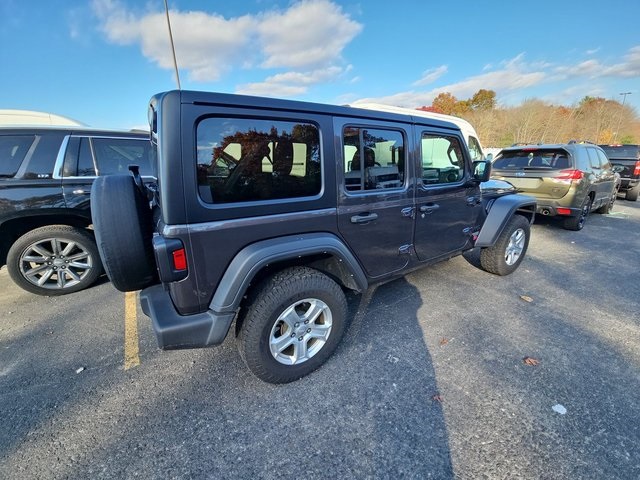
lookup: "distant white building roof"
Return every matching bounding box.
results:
[0,109,85,126]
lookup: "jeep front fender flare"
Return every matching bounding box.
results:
[475,194,536,248]
[209,233,368,315]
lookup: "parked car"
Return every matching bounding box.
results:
[598,144,640,201]
[91,90,536,384]
[0,127,155,295]
[491,142,621,231]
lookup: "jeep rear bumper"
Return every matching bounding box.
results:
[140,284,235,349]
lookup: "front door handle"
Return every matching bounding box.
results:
[350,212,379,224]
[419,203,439,214]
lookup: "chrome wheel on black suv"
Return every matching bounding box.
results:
[6,225,102,296]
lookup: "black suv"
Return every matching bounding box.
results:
[0,127,155,295]
[598,144,640,201]
[91,91,536,383]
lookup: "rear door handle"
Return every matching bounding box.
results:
[72,189,88,195]
[350,213,379,224]
[419,203,439,213]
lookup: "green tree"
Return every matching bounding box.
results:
[469,89,496,111]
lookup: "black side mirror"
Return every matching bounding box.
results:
[472,160,492,182]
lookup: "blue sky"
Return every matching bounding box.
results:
[1,0,639,129]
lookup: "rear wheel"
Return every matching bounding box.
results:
[626,185,639,201]
[237,267,348,384]
[596,187,618,214]
[7,226,102,296]
[480,215,530,276]
[563,196,592,231]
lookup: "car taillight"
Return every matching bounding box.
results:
[556,169,584,180]
[172,248,187,271]
[634,161,640,176]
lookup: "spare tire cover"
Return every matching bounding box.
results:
[91,175,157,291]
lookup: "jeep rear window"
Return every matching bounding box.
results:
[493,149,571,170]
[197,118,321,204]
[0,135,35,177]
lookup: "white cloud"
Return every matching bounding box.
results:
[92,0,361,84]
[586,47,601,55]
[257,0,361,69]
[355,54,547,108]
[555,45,640,80]
[412,65,448,87]
[236,66,347,97]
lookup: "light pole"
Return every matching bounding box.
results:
[613,92,632,142]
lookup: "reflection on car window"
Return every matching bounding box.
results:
[342,127,404,192]
[196,117,321,204]
[91,138,155,177]
[421,133,465,184]
[467,136,483,161]
[493,149,570,170]
[0,135,34,177]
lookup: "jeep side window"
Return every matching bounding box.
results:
[421,133,465,184]
[196,117,321,204]
[0,135,34,177]
[342,127,404,192]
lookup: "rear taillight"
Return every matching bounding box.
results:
[556,169,584,181]
[634,161,640,176]
[172,248,187,271]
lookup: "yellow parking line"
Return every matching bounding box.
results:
[124,291,140,370]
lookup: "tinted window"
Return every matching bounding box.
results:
[197,118,321,204]
[22,134,65,179]
[493,149,571,170]
[586,148,601,169]
[77,138,95,176]
[343,127,404,192]
[596,149,610,169]
[91,138,155,176]
[421,133,465,184]
[0,135,35,177]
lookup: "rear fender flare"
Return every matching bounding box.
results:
[209,232,368,315]
[475,194,536,247]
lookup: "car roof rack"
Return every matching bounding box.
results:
[567,139,596,145]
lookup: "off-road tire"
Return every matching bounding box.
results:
[7,225,102,296]
[480,214,530,276]
[563,196,592,231]
[237,267,348,384]
[90,174,156,292]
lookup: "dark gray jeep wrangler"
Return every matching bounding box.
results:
[91,90,536,383]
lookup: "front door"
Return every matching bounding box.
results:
[336,121,414,279]
[414,130,482,262]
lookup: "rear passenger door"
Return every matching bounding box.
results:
[58,135,155,213]
[414,130,482,262]
[336,120,414,278]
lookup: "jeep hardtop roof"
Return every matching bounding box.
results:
[150,90,461,133]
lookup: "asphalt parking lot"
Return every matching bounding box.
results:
[1,201,639,479]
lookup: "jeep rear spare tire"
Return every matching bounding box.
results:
[237,266,348,384]
[90,174,157,292]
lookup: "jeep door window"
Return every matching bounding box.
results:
[196,118,321,203]
[421,134,465,184]
[342,127,404,192]
[0,135,35,177]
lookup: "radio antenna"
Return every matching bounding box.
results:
[163,0,181,89]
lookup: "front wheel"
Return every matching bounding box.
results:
[480,215,530,276]
[7,225,102,296]
[237,267,348,384]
